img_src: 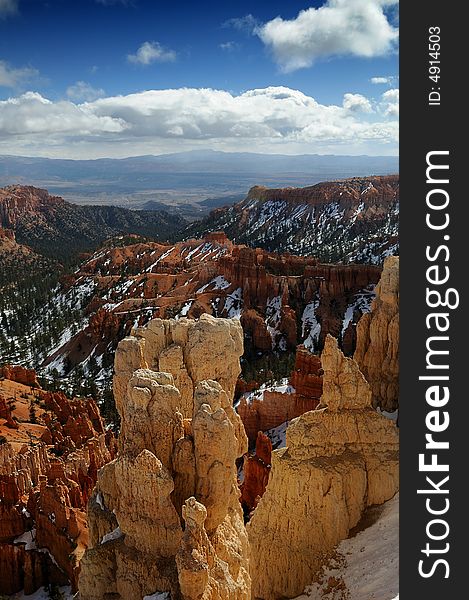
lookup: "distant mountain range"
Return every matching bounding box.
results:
[186,175,399,264]
[0,151,398,214]
[0,185,184,264]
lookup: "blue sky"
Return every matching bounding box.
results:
[0,0,399,158]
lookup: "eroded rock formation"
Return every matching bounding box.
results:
[247,335,399,599]
[289,347,323,399]
[237,345,323,445]
[354,256,399,411]
[239,432,272,515]
[0,375,114,596]
[0,365,40,388]
[42,231,381,380]
[79,316,250,600]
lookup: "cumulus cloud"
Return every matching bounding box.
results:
[0,0,18,18]
[381,88,399,116]
[0,92,127,135]
[257,0,399,72]
[371,75,396,85]
[66,81,105,102]
[223,14,260,34]
[0,60,39,88]
[343,93,373,113]
[127,41,176,65]
[0,86,398,157]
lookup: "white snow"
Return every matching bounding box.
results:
[9,586,74,599]
[265,295,283,348]
[196,275,231,294]
[302,298,321,351]
[361,182,374,195]
[145,246,175,272]
[101,526,123,544]
[14,529,60,568]
[264,421,288,450]
[295,494,399,600]
[14,528,37,551]
[178,301,193,318]
[95,492,105,510]
[241,379,295,406]
[224,288,243,318]
[143,593,171,600]
[341,286,375,338]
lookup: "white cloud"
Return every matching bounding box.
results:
[381,88,399,116]
[343,93,373,113]
[66,81,105,102]
[257,0,399,72]
[219,41,240,52]
[0,92,127,135]
[0,0,18,18]
[223,14,260,34]
[127,41,176,65]
[371,76,395,84]
[0,60,39,88]
[0,86,398,158]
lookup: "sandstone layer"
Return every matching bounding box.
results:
[354,256,399,411]
[0,375,114,596]
[79,316,251,600]
[247,335,399,599]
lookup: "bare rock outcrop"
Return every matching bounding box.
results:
[0,365,40,388]
[354,256,399,411]
[0,374,114,596]
[247,335,399,599]
[79,316,250,600]
[240,432,272,515]
[238,346,322,445]
[114,313,244,417]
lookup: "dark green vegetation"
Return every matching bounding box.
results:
[12,202,184,266]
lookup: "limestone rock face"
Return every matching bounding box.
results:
[354,256,399,411]
[247,335,399,599]
[79,316,250,600]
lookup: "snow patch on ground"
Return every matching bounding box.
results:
[294,493,399,600]
[101,526,123,544]
[143,593,171,600]
[264,421,288,449]
[341,285,375,337]
[224,287,243,318]
[9,586,74,599]
[196,275,231,294]
[14,528,37,551]
[265,295,283,348]
[175,300,193,318]
[241,378,295,406]
[302,298,321,351]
